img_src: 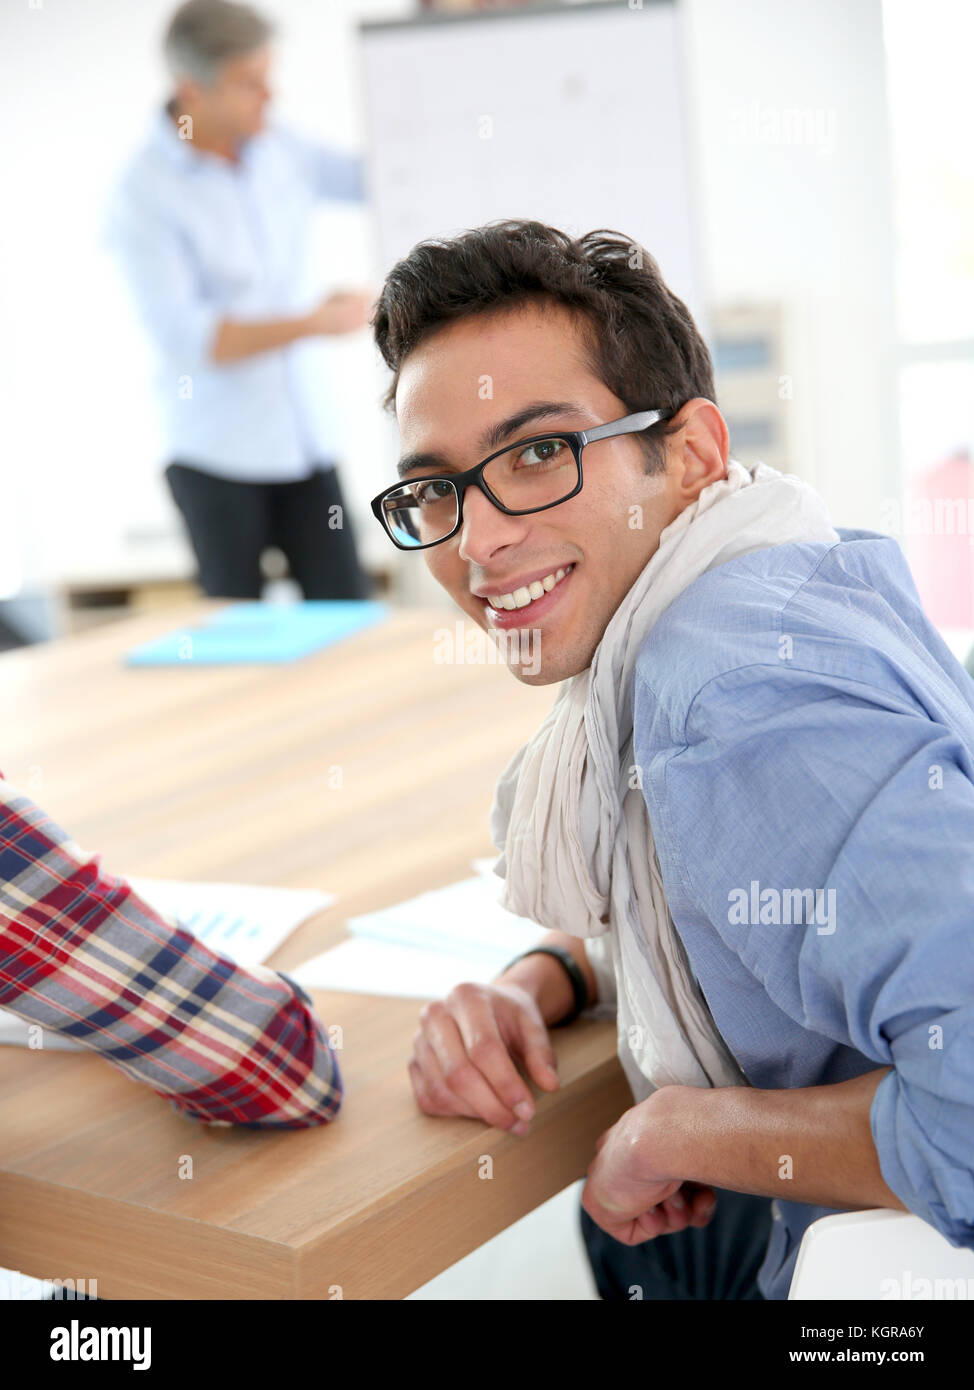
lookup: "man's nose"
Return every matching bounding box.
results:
[457,484,530,565]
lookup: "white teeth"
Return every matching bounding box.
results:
[484,564,573,610]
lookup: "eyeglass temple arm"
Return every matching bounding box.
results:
[580,409,666,445]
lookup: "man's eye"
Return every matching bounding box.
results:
[516,438,566,467]
[415,479,455,505]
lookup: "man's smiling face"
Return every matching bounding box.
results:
[394,300,723,685]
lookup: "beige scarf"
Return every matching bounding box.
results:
[490,460,838,1100]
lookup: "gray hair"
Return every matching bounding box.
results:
[164,0,274,86]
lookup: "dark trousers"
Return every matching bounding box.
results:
[580,1188,773,1300]
[166,462,370,601]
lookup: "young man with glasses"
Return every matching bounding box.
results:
[369,221,974,1300]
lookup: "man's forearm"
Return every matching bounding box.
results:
[651,1067,907,1212]
[210,313,312,363]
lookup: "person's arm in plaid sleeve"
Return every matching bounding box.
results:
[0,774,341,1128]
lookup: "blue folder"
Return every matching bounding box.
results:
[125,600,388,667]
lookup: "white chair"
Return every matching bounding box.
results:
[789,1208,974,1299]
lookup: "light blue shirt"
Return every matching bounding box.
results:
[105,106,364,481]
[633,528,974,1299]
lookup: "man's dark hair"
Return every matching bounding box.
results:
[372,220,716,473]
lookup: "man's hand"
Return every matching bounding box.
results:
[306,289,373,336]
[408,980,561,1136]
[581,1096,717,1244]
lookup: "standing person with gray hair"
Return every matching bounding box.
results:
[107,0,372,600]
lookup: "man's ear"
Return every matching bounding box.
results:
[668,399,729,503]
[173,76,204,111]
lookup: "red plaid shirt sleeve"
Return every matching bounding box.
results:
[0,773,342,1128]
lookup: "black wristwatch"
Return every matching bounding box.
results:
[502,944,590,1027]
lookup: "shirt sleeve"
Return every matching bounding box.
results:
[638,659,974,1251]
[104,183,222,369]
[0,775,342,1129]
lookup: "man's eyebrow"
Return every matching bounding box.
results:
[479,401,585,454]
[396,448,452,480]
[396,401,585,480]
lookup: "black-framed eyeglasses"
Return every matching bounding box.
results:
[370,408,669,551]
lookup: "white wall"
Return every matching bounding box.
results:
[684,0,898,527]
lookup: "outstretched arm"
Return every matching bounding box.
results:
[0,775,342,1128]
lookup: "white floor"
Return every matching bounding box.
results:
[407,1180,598,1300]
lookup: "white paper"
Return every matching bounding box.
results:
[293,873,545,999]
[344,874,543,965]
[127,877,333,968]
[292,936,508,999]
[0,878,334,1050]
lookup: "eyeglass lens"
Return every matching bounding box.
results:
[381,435,579,548]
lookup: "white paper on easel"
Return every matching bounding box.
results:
[0,878,334,1050]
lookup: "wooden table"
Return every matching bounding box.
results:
[0,603,629,1299]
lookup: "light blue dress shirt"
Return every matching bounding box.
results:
[633,528,974,1299]
[106,106,364,481]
